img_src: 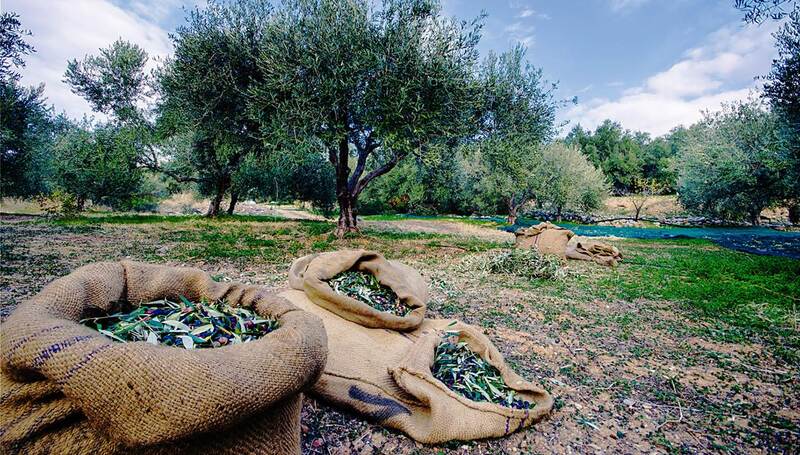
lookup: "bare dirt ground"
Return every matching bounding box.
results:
[1,215,797,454]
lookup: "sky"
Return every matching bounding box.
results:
[5,0,782,137]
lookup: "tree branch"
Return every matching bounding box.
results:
[138,148,200,184]
[348,133,380,193]
[354,150,406,197]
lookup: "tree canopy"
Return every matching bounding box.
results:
[677,99,786,224]
[248,0,482,234]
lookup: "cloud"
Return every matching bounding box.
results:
[514,6,550,20]
[504,21,536,47]
[7,0,173,120]
[518,8,535,18]
[609,0,651,12]
[565,22,779,136]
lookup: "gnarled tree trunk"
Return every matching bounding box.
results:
[206,174,231,217]
[227,191,239,215]
[506,197,519,225]
[329,129,403,237]
[788,202,799,225]
[337,193,358,236]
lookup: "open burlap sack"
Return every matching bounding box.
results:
[0,261,327,455]
[280,289,553,443]
[514,222,575,258]
[566,236,623,267]
[288,250,427,331]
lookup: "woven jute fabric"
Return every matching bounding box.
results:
[566,236,623,267]
[0,261,328,455]
[288,250,427,331]
[514,222,575,258]
[280,288,553,444]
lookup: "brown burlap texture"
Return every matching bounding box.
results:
[288,250,427,331]
[280,288,553,443]
[566,236,623,267]
[514,222,575,257]
[0,261,328,455]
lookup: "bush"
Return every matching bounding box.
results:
[36,189,80,218]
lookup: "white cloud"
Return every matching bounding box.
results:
[565,22,779,136]
[514,6,550,20]
[609,0,651,12]
[7,0,173,120]
[504,21,536,47]
[518,8,535,18]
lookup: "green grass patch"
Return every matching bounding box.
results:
[582,238,800,361]
[360,228,443,240]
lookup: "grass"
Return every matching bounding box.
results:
[568,238,800,362]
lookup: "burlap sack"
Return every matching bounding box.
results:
[280,289,553,443]
[288,250,427,331]
[0,261,328,455]
[514,222,575,258]
[566,236,623,267]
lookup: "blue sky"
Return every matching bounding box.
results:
[7,0,780,136]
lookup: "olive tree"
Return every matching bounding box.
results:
[533,142,609,219]
[1,12,64,197]
[764,9,800,222]
[466,45,559,224]
[64,39,150,125]
[156,0,273,216]
[249,0,481,235]
[51,121,143,211]
[677,99,786,224]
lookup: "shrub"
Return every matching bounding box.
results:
[36,189,80,218]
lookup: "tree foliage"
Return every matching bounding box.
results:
[735,0,797,23]
[533,142,609,218]
[465,45,558,223]
[0,12,64,197]
[0,12,34,82]
[157,0,273,215]
[51,122,143,210]
[249,0,482,234]
[763,9,800,221]
[565,120,681,193]
[677,99,786,224]
[64,39,150,123]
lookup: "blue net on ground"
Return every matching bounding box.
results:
[502,218,800,259]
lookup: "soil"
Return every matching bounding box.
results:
[1,215,797,454]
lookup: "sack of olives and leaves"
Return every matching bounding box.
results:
[0,261,327,455]
[288,250,427,331]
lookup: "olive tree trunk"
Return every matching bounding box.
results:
[507,198,519,225]
[330,132,404,237]
[206,174,231,217]
[227,191,239,215]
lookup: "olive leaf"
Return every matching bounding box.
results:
[327,270,409,316]
[431,333,534,410]
[81,296,280,349]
